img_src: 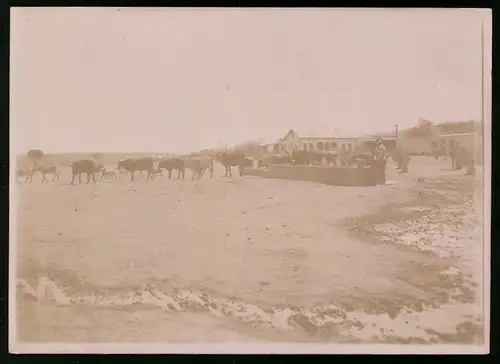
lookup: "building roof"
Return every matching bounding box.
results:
[432,132,478,138]
[287,128,359,140]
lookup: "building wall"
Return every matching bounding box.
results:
[270,130,360,153]
[431,133,477,156]
[300,138,357,152]
[396,133,480,157]
[280,131,301,151]
[396,137,433,155]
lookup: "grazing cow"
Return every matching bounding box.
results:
[158,157,186,179]
[33,166,60,183]
[71,160,100,184]
[185,155,214,180]
[216,152,248,177]
[100,168,118,181]
[117,157,155,181]
[16,168,31,183]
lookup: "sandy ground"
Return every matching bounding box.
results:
[13,157,485,345]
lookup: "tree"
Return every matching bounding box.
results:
[435,120,478,134]
[26,149,44,182]
[405,118,435,138]
[231,139,263,156]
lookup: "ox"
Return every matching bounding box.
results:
[158,158,186,179]
[185,155,214,180]
[117,157,155,182]
[71,160,101,184]
[216,152,249,177]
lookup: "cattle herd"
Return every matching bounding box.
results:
[16,149,376,184]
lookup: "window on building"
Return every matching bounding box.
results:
[309,143,314,150]
[342,144,346,149]
[331,142,337,149]
[324,142,330,150]
[347,144,352,151]
[303,144,307,150]
[317,142,324,150]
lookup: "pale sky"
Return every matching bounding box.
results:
[10,8,490,154]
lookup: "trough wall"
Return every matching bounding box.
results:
[242,165,377,186]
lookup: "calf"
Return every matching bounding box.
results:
[101,168,118,181]
[151,165,163,179]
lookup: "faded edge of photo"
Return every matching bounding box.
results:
[8,7,492,355]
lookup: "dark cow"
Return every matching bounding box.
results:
[158,157,186,179]
[185,155,214,180]
[216,152,248,177]
[117,157,155,181]
[71,160,100,184]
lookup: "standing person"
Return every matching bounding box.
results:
[465,150,475,175]
[398,148,411,173]
[372,138,387,185]
[392,148,402,170]
[458,145,470,172]
[449,143,457,169]
[455,145,464,170]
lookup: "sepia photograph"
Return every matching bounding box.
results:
[9,7,491,354]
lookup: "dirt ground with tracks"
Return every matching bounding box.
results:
[13,157,485,345]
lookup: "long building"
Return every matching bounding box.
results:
[262,129,359,154]
[394,132,481,157]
